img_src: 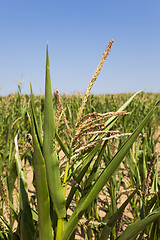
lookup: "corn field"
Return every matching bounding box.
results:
[0,41,160,239]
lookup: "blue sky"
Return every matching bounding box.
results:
[0,0,160,96]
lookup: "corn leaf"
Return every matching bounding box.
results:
[83,140,108,191]
[117,208,160,240]
[104,89,144,130]
[14,135,34,240]
[146,189,160,216]
[62,101,160,239]
[66,142,102,209]
[43,44,66,219]
[100,187,139,239]
[30,83,43,149]
[30,89,53,240]
[55,131,70,158]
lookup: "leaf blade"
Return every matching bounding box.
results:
[62,101,159,240]
[43,44,66,219]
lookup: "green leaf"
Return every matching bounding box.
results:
[84,141,108,191]
[100,187,139,239]
[66,142,102,209]
[8,161,17,202]
[146,189,160,216]
[19,179,34,240]
[62,101,159,240]
[55,131,70,158]
[14,135,34,240]
[30,82,43,149]
[43,44,66,219]
[30,89,53,240]
[104,90,144,130]
[117,208,160,240]
[14,135,28,191]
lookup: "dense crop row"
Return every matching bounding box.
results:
[0,89,160,239]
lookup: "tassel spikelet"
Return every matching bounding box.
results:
[55,89,72,138]
[75,111,129,131]
[72,133,132,154]
[75,39,114,127]
[72,110,130,152]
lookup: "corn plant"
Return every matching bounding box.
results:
[0,40,160,240]
[29,42,160,239]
